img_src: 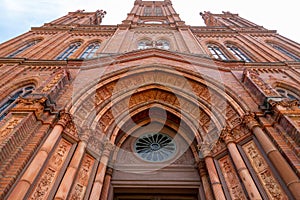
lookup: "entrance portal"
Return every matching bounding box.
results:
[113,188,199,200]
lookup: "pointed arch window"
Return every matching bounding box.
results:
[7,40,41,58]
[0,86,34,121]
[138,40,153,50]
[269,43,300,61]
[276,88,299,101]
[226,45,252,62]
[155,40,170,50]
[56,42,81,60]
[80,42,100,59]
[207,45,228,60]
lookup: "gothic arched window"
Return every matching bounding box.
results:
[269,43,300,61]
[226,45,252,62]
[207,45,228,60]
[138,40,153,50]
[7,40,41,58]
[156,40,170,50]
[80,42,100,59]
[56,42,82,60]
[0,86,34,121]
[276,88,299,101]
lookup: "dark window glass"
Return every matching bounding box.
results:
[80,43,100,59]
[227,45,252,62]
[7,40,41,58]
[271,44,300,61]
[0,86,35,121]
[57,42,81,60]
[276,88,299,101]
[208,45,228,60]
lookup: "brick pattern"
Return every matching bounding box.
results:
[0,113,50,199]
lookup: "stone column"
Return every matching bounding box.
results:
[7,112,71,200]
[220,127,261,199]
[89,141,114,200]
[100,167,113,200]
[197,160,214,200]
[54,128,90,200]
[244,112,300,199]
[200,144,226,200]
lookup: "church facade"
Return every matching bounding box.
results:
[0,0,300,199]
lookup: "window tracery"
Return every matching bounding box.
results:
[155,40,170,50]
[207,45,228,60]
[134,133,176,162]
[138,40,170,50]
[56,42,82,60]
[226,45,252,62]
[0,86,34,121]
[269,43,300,61]
[276,87,299,101]
[138,40,153,50]
[7,40,41,58]
[80,42,100,59]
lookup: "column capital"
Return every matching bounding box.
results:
[105,167,113,177]
[79,126,93,143]
[57,110,73,128]
[220,126,234,144]
[102,141,115,157]
[198,141,212,158]
[242,112,260,131]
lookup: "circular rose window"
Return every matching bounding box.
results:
[134,133,176,162]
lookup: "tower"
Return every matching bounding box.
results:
[0,0,299,199]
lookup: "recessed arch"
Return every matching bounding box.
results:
[68,63,248,116]
[69,63,248,155]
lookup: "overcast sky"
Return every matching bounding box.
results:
[0,0,299,44]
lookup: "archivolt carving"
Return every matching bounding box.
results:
[70,68,245,152]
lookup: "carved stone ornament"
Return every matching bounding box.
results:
[64,121,79,139]
[30,139,72,200]
[103,141,115,154]
[219,156,247,200]
[243,141,288,199]
[220,126,234,144]
[69,154,95,200]
[13,97,47,119]
[247,70,278,96]
[41,73,63,93]
[242,112,259,130]
[197,140,212,158]
[57,110,73,128]
[0,116,24,142]
[269,99,300,110]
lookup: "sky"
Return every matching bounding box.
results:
[0,0,299,44]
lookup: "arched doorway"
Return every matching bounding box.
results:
[110,108,203,199]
